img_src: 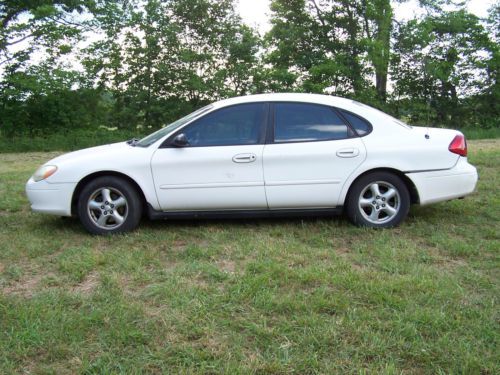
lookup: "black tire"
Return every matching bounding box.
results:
[77,176,142,235]
[345,172,410,228]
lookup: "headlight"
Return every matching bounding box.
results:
[32,165,58,182]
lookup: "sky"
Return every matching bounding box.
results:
[236,0,497,34]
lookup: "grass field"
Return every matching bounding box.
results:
[0,140,498,374]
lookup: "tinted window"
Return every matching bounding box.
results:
[137,105,213,147]
[182,103,266,147]
[340,110,371,136]
[274,103,349,142]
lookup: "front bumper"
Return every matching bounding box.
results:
[406,157,478,206]
[25,178,77,216]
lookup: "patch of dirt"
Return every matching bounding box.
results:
[332,246,367,271]
[195,334,229,357]
[172,240,187,251]
[415,241,469,270]
[72,271,99,295]
[436,258,467,270]
[188,274,210,289]
[2,273,46,297]
[349,262,366,271]
[334,247,351,255]
[217,260,236,274]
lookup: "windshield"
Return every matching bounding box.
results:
[135,105,213,147]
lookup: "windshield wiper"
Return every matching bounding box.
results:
[127,138,140,146]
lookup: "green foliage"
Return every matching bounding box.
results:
[0,0,498,142]
[264,0,372,97]
[391,9,497,128]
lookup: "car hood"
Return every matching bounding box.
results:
[46,142,130,166]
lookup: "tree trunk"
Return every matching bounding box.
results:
[373,0,392,101]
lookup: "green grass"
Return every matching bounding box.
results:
[0,140,499,373]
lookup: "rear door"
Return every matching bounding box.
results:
[263,102,366,208]
[151,103,269,211]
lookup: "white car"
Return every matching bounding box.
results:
[26,93,478,234]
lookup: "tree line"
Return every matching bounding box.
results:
[0,0,498,139]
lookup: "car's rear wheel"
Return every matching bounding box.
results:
[346,172,410,228]
[77,176,142,234]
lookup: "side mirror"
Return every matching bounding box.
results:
[172,133,189,147]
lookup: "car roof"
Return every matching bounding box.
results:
[212,93,366,112]
[210,93,408,132]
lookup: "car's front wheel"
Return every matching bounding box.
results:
[346,172,410,228]
[77,176,142,234]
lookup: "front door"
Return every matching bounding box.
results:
[151,103,269,211]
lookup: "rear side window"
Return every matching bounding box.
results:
[274,103,349,142]
[340,110,372,136]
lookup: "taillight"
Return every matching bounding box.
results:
[449,134,467,156]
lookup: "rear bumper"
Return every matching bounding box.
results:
[406,158,478,206]
[25,178,76,216]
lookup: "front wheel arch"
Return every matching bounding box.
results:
[71,171,147,216]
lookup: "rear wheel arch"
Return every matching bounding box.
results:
[344,168,419,206]
[71,171,147,216]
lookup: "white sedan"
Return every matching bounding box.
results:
[26,93,478,234]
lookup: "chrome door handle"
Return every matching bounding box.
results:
[232,153,257,163]
[336,148,360,158]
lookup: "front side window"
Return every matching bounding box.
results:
[180,103,266,147]
[137,105,213,147]
[274,103,349,143]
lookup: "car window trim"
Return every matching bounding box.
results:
[160,102,270,148]
[268,101,358,145]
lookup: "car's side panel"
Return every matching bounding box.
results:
[150,145,268,210]
[263,138,367,208]
[336,123,465,206]
[360,125,460,172]
[27,142,162,213]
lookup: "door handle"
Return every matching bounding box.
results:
[336,148,360,158]
[232,153,257,163]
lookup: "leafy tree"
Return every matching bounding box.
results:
[1,1,93,68]
[83,0,261,130]
[391,9,493,127]
[0,0,498,140]
[264,0,370,96]
[264,0,402,103]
